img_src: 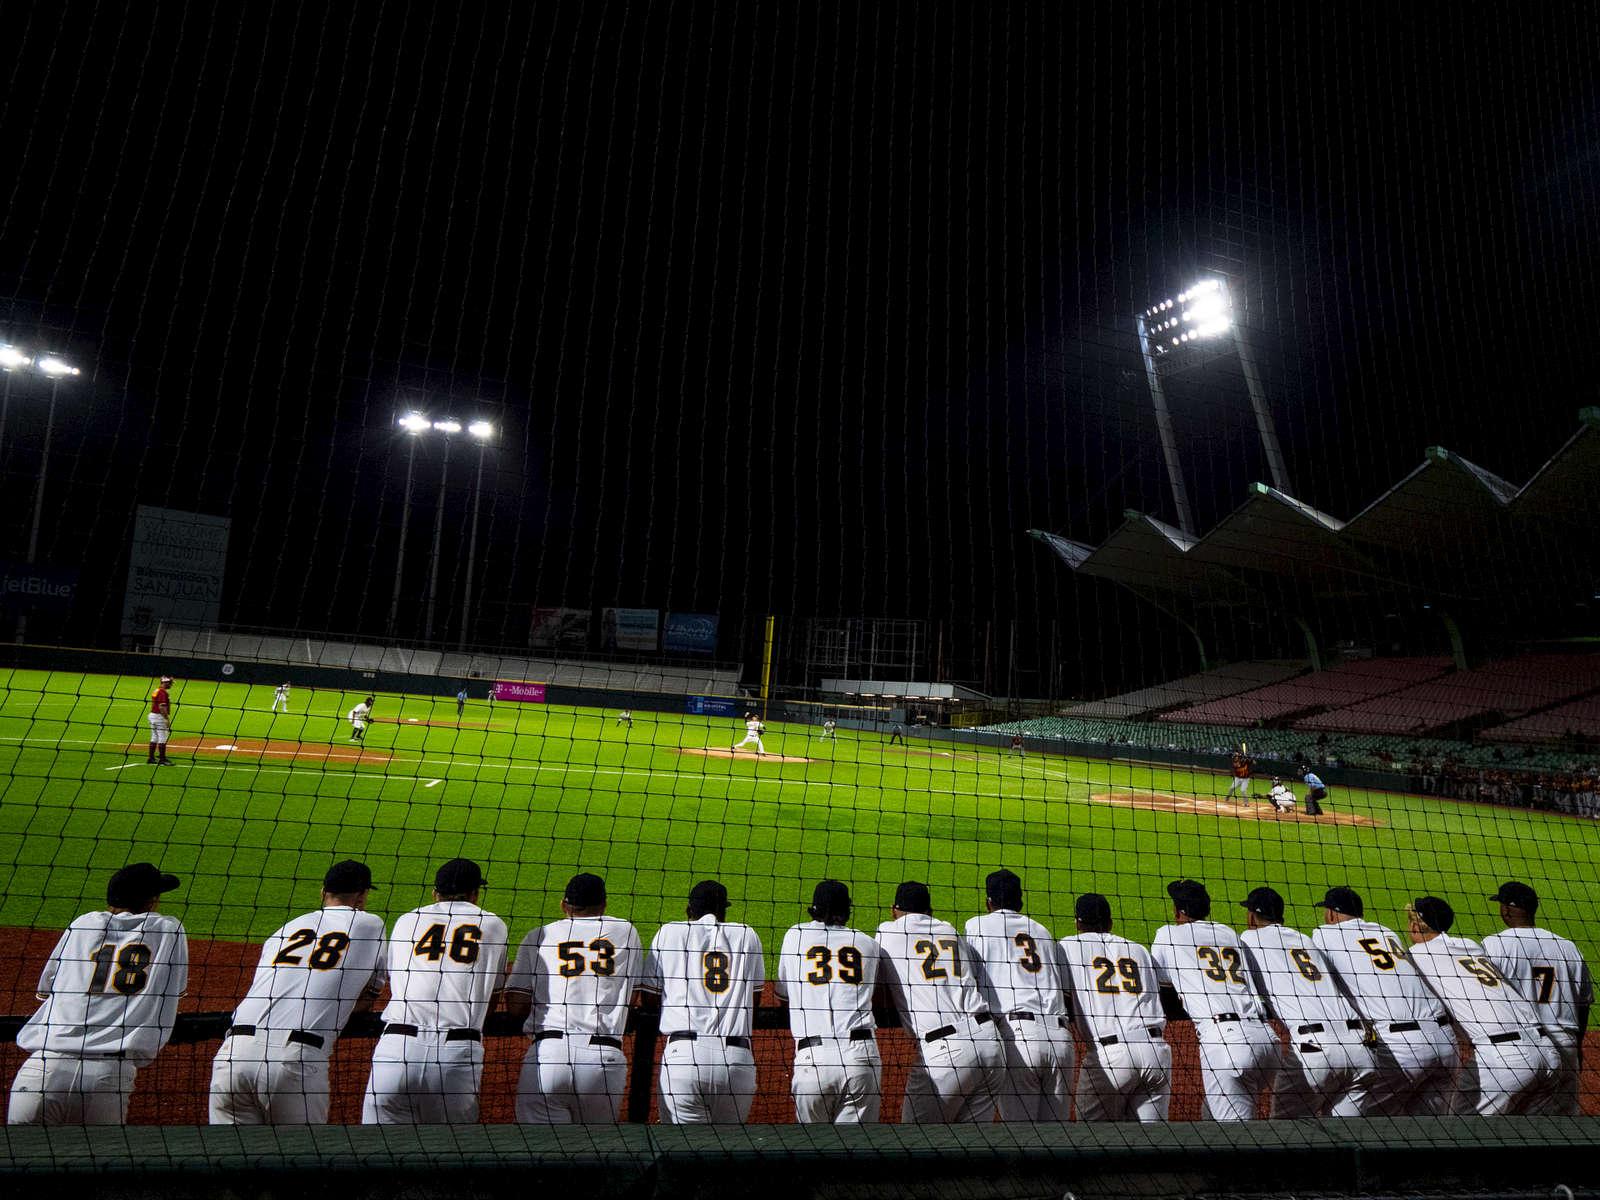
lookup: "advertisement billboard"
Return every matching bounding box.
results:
[1,562,79,613]
[601,607,659,651]
[120,506,231,639]
[529,607,589,650]
[685,695,739,718]
[663,612,719,655]
[492,681,547,703]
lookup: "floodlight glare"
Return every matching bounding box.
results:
[36,355,80,377]
[0,346,31,370]
[398,412,431,434]
[467,420,494,440]
[433,418,462,434]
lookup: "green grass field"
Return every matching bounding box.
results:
[2,668,1597,970]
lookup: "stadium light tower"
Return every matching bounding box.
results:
[386,412,430,638]
[458,420,495,651]
[421,419,463,643]
[15,354,82,644]
[1135,277,1290,535]
[0,344,33,464]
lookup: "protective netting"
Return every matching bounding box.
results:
[0,0,1596,1176]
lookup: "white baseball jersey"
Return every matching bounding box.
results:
[1407,934,1545,1044]
[275,685,290,700]
[18,911,189,1066]
[1058,932,1165,1045]
[747,720,764,735]
[775,922,884,1039]
[380,901,508,1030]
[1151,921,1266,1031]
[1310,919,1447,1026]
[227,906,387,1047]
[506,915,644,1037]
[1239,924,1366,1040]
[962,910,1069,1022]
[641,915,765,1037]
[349,703,371,723]
[1481,926,1593,1036]
[876,914,991,1040]
[1269,783,1296,806]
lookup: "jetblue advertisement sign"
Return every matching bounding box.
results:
[0,562,79,612]
[686,695,738,717]
[664,612,719,655]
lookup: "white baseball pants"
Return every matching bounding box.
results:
[147,714,171,745]
[7,1053,137,1125]
[995,1020,1074,1122]
[1366,1028,1459,1116]
[1271,1038,1382,1118]
[1195,1027,1280,1121]
[1454,1036,1561,1116]
[732,734,765,754]
[361,1031,483,1124]
[900,1026,1006,1123]
[515,1036,627,1124]
[790,1038,881,1124]
[658,1037,756,1124]
[209,1042,331,1125]
[1074,1040,1172,1123]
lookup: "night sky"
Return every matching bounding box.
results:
[1,2,1596,689]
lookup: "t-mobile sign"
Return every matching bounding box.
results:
[492,681,547,703]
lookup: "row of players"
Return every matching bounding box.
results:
[7,860,1592,1125]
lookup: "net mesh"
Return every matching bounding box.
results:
[0,0,1596,1177]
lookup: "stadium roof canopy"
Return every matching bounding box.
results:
[1031,410,1600,614]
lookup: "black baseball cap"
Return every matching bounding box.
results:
[1075,892,1113,928]
[1167,878,1212,919]
[1314,886,1364,917]
[1488,881,1538,913]
[323,860,375,893]
[985,869,1023,909]
[107,862,181,908]
[1239,886,1285,923]
[1410,896,1455,933]
[688,879,730,916]
[809,879,851,919]
[435,858,486,894]
[893,881,933,914]
[564,872,606,907]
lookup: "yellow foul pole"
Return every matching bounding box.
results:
[759,615,776,722]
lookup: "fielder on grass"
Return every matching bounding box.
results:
[348,696,373,742]
[774,880,886,1124]
[271,682,291,714]
[209,860,386,1125]
[504,872,644,1124]
[361,858,508,1125]
[8,864,188,1125]
[147,676,175,765]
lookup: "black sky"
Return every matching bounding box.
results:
[1,2,1596,683]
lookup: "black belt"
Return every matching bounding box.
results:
[383,1024,481,1042]
[1487,1031,1521,1045]
[1007,1011,1071,1031]
[225,1024,326,1050]
[531,1031,623,1049]
[1212,1013,1241,1023]
[666,1032,751,1050]
[1385,1019,1447,1035]
[796,1028,876,1050]
[1299,1043,1323,1054]
[1099,1025,1164,1047]
[923,1012,993,1043]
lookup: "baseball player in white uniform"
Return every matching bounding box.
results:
[640,879,766,1123]
[1481,881,1592,1117]
[731,716,767,755]
[8,863,188,1124]
[774,880,885,1123]
[963,869,1074,1122]
[272,682,291,713]
[1059,892,1171,1123]
[818,719,837,741]
[146,676,174,765]
[1404,896,1560,1115]
[1236,886,1380,1117]
[362,858,508,1124]
[1151,879,1279,1121]
[1309,886,1458,1116]
[348,696,373,742]
[504,872,644,1124]
[876,881,1005,1123]
[209,860,386,1124]
[1267,778,1297,814]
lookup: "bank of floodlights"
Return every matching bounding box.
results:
[1140,278,1233,357]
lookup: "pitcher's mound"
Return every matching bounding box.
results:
[1091,791,1381,827]
[680,748,815,764]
